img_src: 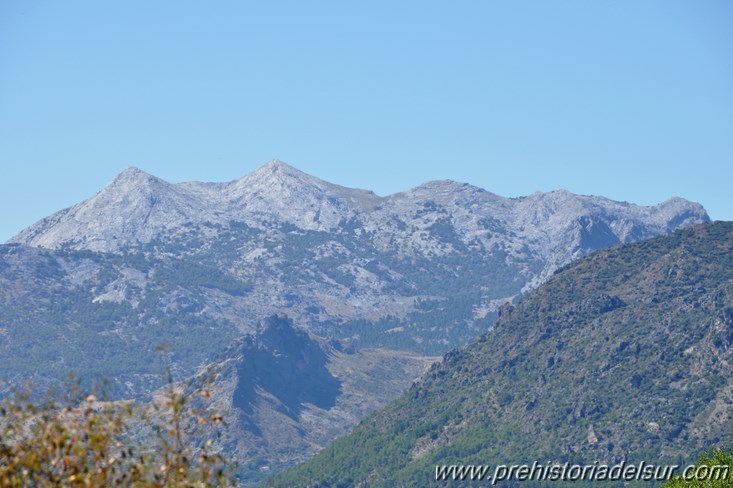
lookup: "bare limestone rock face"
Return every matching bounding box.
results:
[11,160,707,257]
[8,160,709,353]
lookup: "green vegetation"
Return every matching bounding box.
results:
[663,449,733,487]
[272,222,733,487]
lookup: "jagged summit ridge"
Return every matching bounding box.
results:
[9,160,709,260]
[227,159,382,228]
[11,160,392,250]
[233,159,317,192]
[112,166,157,182]
[11,165,211,251]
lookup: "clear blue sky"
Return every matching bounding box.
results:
[1,1,731,242]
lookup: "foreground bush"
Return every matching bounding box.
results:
[0,372,234,487]
[663,449,733,487]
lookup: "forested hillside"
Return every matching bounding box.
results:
[274,222,733,487]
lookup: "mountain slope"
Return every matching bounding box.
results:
[273,221,733,487]
[199,315,437,484]
[0,253,434,486]
[6,161,710,353]
[0,243,251,396]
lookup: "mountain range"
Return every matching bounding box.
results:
[0,160,712,482]
[7,160,709,353]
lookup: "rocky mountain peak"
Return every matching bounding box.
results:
[111,166,158,183]
[255,314,318,354]
[258,159,305,180]
[234,159,323,192]
[96,166,181,203]
[262,158,299,173]
[654,197,710,228]
[407,179,482,195]
[9,167,210,251]
[226,160,372,230]
[233,315,341,420]
[99,166,176,201]
[394,180,506,213]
